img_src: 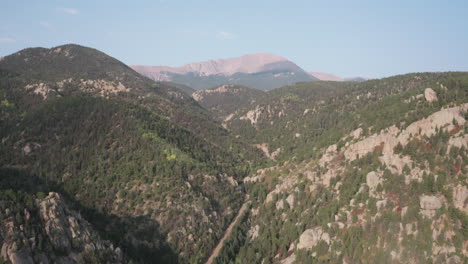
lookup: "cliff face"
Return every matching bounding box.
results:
[0,192,123,264]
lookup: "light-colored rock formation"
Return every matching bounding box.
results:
[255,144,281,160]
[319,144,337,166]
[453,185,468,213]
[446,134,468,154]
[276,199,285,210]
[424,88,438,102]
[248,225,260,241]
[0,192,123,264]
[351,127,363,139]
[376,199,388,211]
[420,195,443,218]
[240,105,264,126]
[226,176,238,187]
[297,227,330,250]
[22,144,31,155]
[265,175,299,204]
[286,194,295,209]
[192,84,240,101]
[321,104,467,182]
[281,253,296,264]
[366,171,382,196]
[25,79,129,99]
[420,195,443,210]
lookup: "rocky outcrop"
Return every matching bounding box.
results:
[265,175,299,204]
[366,171,382,197]
[321,104,467,183]
[446,134,468,154]
[192,84,239,101]
[424,88,438,102]
[240,105,264,126]
[255,144,281,160]
[247,225,260,241]
[280,253,296,264]
[453,185,468,213]
[286,194,295,209]
[296,227,330,250]
[24,79,129,99]
[420,195,443,218]
[0,192,123,264]
[276,199,285,210]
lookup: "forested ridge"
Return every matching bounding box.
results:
[0,44,466,264]
[214,72,467,264]
[0,44,264,263]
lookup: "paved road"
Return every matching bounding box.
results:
[206,199,251,264]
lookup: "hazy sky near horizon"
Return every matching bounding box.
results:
[1,0,467,78]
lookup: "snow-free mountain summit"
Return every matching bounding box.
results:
[131,53,318,90]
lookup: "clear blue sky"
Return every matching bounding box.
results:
[1,0,467,78]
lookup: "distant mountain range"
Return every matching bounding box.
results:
[309,72,368,82]
[132,53,318,90]
[132,54,368,91]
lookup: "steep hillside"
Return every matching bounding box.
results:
[157,81,196,95]
[213,73,468,264]
[0,44,265,263]
[192,84,265,121]
[225,73,467,162]
[0,180,124,263]
[132,53,317,91]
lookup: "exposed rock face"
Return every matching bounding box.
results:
[276,199,285,210]
[248,225,260,241]
[424,88,438,102]
[447,134,468,154]
[24,79,129,99]
[192,84,238,101]
[366,171,382,196]
[319,144,337,166]
[255,143,281,160]
[0,192,123,264]
[420,195,443,210]
[376,199,388,211]
[453,185,468,213]
[286,194,295,209]
[317,104,468,184]
[420,195,443,218]
[280,253,296,264]
[265,174,299,204]
[343,104,467,163]
[240,105,264,126]
[297,227,330,250]
[351,127,363,139]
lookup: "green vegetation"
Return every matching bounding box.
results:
[217,72,467,263]
[1,44,466,263]
[0,44,265,263]
[227,72,468,162]
[194,84,265,120]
